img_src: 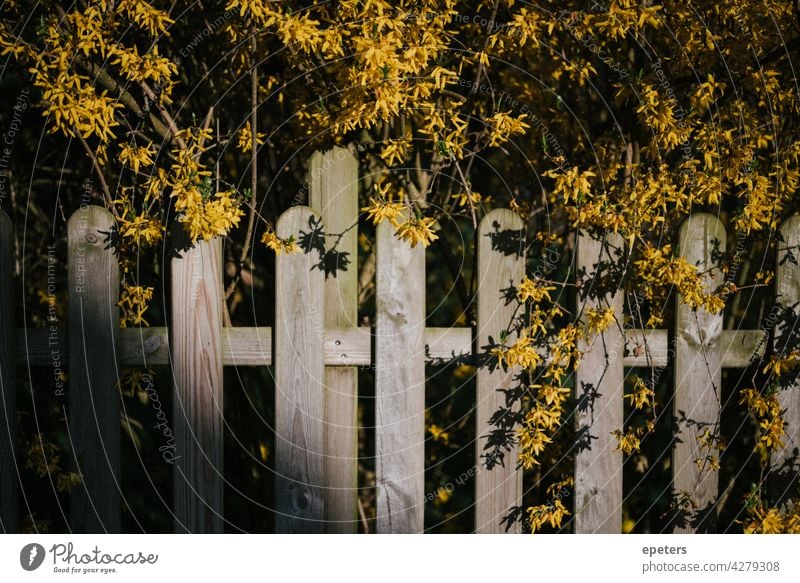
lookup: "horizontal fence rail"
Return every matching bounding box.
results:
[1,152,799,534]
[15,326,767,369]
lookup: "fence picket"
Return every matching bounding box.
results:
[475,209,525,533]
[309,147,359,532]
[171,236,224,533]
[8,174,800,535]
[274,206,326,533]
[673,213,725,533]
[67,205,120,533]
[0,210,16,533]
[375,216,425,533]
[773,216,800,484]
[574,230,625,533]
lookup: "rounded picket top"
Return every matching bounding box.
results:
[276,205,321,240]
[67,204,115,247]
[777,213,800,310]
[274,203,326,533]
[65,203,121,533]
[478,208,525,258]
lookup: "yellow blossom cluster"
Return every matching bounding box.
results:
[739,388,786,461]
[527,499,570,534]
[635,245,725,319]
[743,497,800,534]
[614,377,657,455]
[21,432,82,493]
[612,422,654,456]
[118,284,155,327]
[169,128,245,242]
[585,307,615,336]
[694,428,726,472]
[237,121,266,153]
[362,196,439,248]
[763,350,800,378]
[625,377,656,411]
[261,230,299,255]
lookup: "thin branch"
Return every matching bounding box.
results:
[139,81,186,150]
[80,60,173,142]
[76,135,119,219]
[470,0,500,95]
[225,26,259,302]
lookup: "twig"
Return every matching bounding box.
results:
[224,25,259,302]
[470,0,500,95]
[139,81,186,150]
[76,135,119,219]
[357,496,370,533]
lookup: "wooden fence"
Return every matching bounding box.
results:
[0,148,798,534]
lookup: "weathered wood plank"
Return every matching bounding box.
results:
[19,326,466,367]
[67,205,120,533]
[625,329,765,368]
[120,326,170,366]
[475,209,525,533]
[426,327,471,361]
[673,213,725,533]
[375,216,426,533]
[574,230,625,533]
[274,206,326,533]
[773,215,800,483]
[309,147,359,533]
[719,329,767,368]
[0,210,17,533]
[171,236,224,533]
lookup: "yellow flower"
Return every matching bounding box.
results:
[427,424,449,444]
[763,350,800,377]
[236,120,266,153]
[487,111,530,147]
[118,213,164,247]
[434,486,452,506]
[451,191,483,207]
[380,137,412,166]
[526,499,570,533]
[517,277,556,303]
[533,384,570,406]
[179,190,244,241]
[361,197,405,226]
[118,143,155,174]
[585,306,615,335]
[118,284,154,327]
[624,377,655,410]
[612,428,642,455]
[517,427,552,467]
[394,216,439,247]
[261,229,299,254]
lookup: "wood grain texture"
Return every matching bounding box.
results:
[0,210,17,533]
[475,209,525,533]
[773,215,800,479]
[574,230,625,533]
[274,206,326,533]
[119,327,170,365]
[170,237,224,533]
[673,213,725,533]
[375,218,425,533]
[309,147,359,532]
[67,206,120,533]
